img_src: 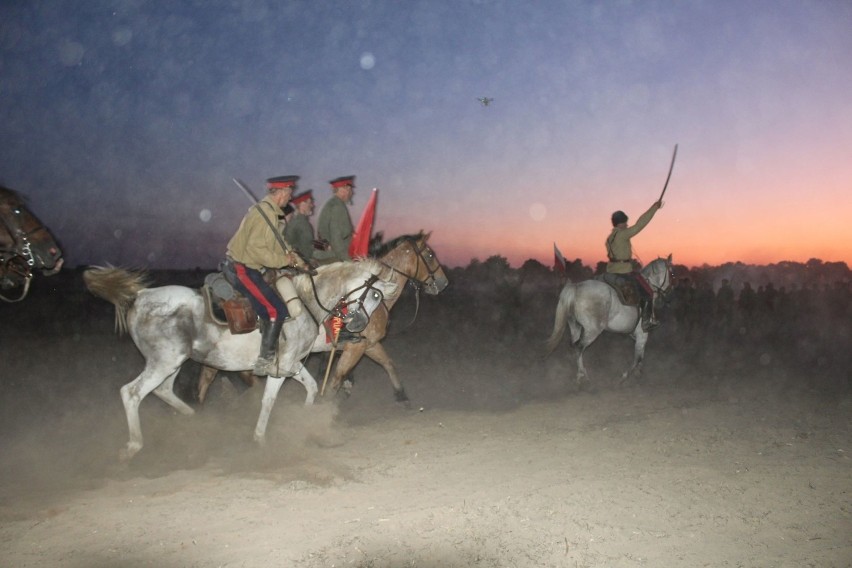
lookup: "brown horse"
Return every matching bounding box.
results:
[0,186,63,302]
[197,232,449,407]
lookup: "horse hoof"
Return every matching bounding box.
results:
[394,389,411,407]
[337,380,353,399]
[119,444,140,462]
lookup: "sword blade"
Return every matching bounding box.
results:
[658,144,678,202]
[232,178,260,205]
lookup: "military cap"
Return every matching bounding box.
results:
[329,175,356,189]
[266,175,300,191]
[291,190,313,205]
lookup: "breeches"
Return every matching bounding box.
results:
[229,262,289,321]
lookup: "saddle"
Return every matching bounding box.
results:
[203,272,257,334]
[595,273,641,307]
[203,269,305,335]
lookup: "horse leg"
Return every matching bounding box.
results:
[329,342,368,397]
[288,364,318,406]
[197,365,218,405]
[363,343,410,407]
[238,370,259,388]
[622,330,649,384]
[575,345,589,386]
[574,326,604,389]
[120,363,184,461]
[152,370,196,415]
[253,376,286,445]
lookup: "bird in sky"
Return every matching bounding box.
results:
[477,97,494,107]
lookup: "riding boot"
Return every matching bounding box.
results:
[253,318,285,376]
[641,299,660,332]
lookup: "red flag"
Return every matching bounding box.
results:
[349,188,378,258]
[553,242,567,274]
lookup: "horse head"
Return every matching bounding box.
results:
[375,231,449,295]
[297,259,399,333]
[0,187,63,275]
[642,254,675,300]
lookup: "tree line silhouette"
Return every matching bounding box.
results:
[440,255,850,390]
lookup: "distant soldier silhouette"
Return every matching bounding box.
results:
[715,278,736,334]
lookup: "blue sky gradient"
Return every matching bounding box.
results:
[2,1,851,268]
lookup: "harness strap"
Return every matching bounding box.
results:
[605,230,631,262]
[253,202,297,262]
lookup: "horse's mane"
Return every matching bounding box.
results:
[291,258,397,302]
[370,231,425,257]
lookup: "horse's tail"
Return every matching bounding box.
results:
[83,265,151,335]
[545,283,575,354]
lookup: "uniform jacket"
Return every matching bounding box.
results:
[227,195,293,270]
[605,203,660,274]
[284,213,315,262]
[314,195,353,262]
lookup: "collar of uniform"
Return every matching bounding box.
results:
[259,194,284,215]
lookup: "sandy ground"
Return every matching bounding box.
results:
[1,272,850,567]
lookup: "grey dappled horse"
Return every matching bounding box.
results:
[84,260,397,461]
[546,255,674,386]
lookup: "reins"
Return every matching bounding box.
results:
[302,268,384,324]
[646,258,675,300]
[252,199,384,324]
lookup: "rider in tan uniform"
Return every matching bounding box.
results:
[225,175,307,375]
[605,200,664,331]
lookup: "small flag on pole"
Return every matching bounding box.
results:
[349,188,378,258]
[553,242,567,274]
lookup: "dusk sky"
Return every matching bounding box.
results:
[2,1,850,270]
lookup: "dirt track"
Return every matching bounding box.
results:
[1,271,850,567]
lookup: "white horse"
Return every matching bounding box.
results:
[84,260,397,461]
[546,255,674,386]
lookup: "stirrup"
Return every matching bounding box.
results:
[253,356,275,376]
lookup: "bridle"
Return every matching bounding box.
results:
[646,258,675,301]
[0,203,49,269]
[0,202,48,302]
[381,237,443,293]
[305,271,386,332]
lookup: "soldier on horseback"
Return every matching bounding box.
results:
[224,175,309,376]
[605,200,664,331]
